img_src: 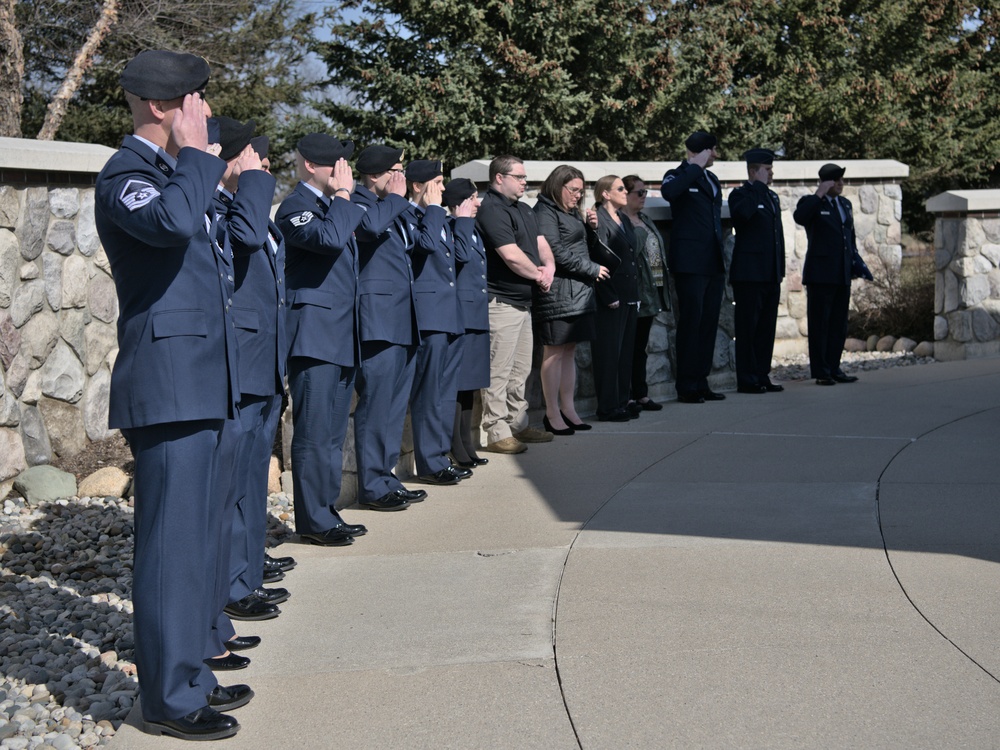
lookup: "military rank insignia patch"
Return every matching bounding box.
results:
[119,180,160,212]
[290,212,314,226]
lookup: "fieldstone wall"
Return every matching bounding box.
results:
[926,190,1000,360]
[0,182,118,486]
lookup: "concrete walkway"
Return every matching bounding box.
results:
[110,358,1000,749]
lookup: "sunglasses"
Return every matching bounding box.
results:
[629,189,648,197]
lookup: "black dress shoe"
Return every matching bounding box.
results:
[453,458,478,468]
[677,392,705,404]
[449,465,473,480]
[816,377,837,386]
[737,384,767,394]
[561,412,593,430]
[626,402,643,418]
[597,408,630,422]
[416,468,460,485]
[359,492,410,511]
[208,684,254,711]
[763,382,785,392]
[301,527,356,544]
[395,487,427,502]
[638,398,663,411]
[470,455,489,465]
[224,594,280,621]
[262,564,285,584]
[224,635,261,652]
[701,389,726,401]
[251,586,289,605]
[542,415,574,435]
[332,521,368,536]
[143,706,239,740]
[831,372,859,383]
[265,553,296,571]
[204,652,250,671]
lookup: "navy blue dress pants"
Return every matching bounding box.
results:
[410,332,462,475]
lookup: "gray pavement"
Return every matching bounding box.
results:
[110,358,1000,749]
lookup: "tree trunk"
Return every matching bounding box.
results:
[0,0,24,137]
[36,0,118,141]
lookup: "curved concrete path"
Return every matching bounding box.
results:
[112,358,1000,749]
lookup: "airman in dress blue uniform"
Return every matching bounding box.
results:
[95,49,250,741]
[351,145,428,511]
[728,148,786,394]
[405,160,473,486]
[276,134,369,546]
[660,131,728,404]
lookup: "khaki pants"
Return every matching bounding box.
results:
[481,299,533,443]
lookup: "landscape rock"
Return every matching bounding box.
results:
[12,464,76,505]
[78,467,130,499]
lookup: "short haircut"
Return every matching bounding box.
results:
[593,175,620,206]
[622,175,643,193]
[746,163,764,177]
[489,155,523,183]
[539,165,585,212]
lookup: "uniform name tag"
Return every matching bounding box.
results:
[820,211,831,215]
[758,204,765,209]
[688,188,699,192]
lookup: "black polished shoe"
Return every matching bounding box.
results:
[453,458,478,468]
[224,594,280,621]
[638,398,663,411]
[626,401,643,418]
[224,635,261,652]
[143,707,239,740]
[331,521,368,536]
[597,408,630,422]
[359,492,410,511]
[416,468,460,485]
[265,553,296,571]
[737,384,767,394]
[677,392,705,404]
[208,684,254,712]
[561,412,592,431]
[395,487,427,503]
[831,372,858,383]
[542,415,574,436]
[301,527,356,544]
[469,455,489,465]
[816,377,837,386]
[251,586,289,605]
[763,382,785,392]
[262,564,285,584]
[701,389,727,401]
[204,652,250,671]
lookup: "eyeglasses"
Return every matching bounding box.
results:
[503,173,528,182]
[563,185,585,195]
[629,189,648,197]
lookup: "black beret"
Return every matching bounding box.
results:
[249,135,269,160]
[356,145,405,175]
[405,159,444,183]
[685,131,718,152]
[442,178,478,207]
[819,163,846,181]
[120,50,210,100]
[207,117,256,162]
[297,133,355,165]
[742,148,776,165]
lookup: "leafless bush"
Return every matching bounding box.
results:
[848,246,935,342]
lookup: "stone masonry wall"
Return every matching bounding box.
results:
[0,184,118,488]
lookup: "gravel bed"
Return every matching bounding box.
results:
[0,349,932,748]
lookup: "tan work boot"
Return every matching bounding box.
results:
[513,427,554,443]
[485,436,528,454]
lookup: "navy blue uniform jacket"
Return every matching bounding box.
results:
[214,171,288,396]
[660,161,725,275]
[794,194,856,286]
[452,217,489,332]
[352,186,420,346]
[95,137,234,429]
[277,183,366,367]
[406,204,464,335]
[728,181,786,284]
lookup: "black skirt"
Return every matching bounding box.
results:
[536,313,596,346]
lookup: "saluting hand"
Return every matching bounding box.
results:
[172,93,209,152]
[691,149,713,168]
[232,144,263,178]
[422,179,444,207]
[329,158,355,195]
[455,197,476,218]
[816,180,836,197]
[386,170,407,197]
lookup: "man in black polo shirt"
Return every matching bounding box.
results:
[476,155,556,454]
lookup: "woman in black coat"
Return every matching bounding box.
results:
[592,175,640,422]
[533,166,610,434]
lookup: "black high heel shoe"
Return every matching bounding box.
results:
[543,415,575,436]
[561,411,592,431]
